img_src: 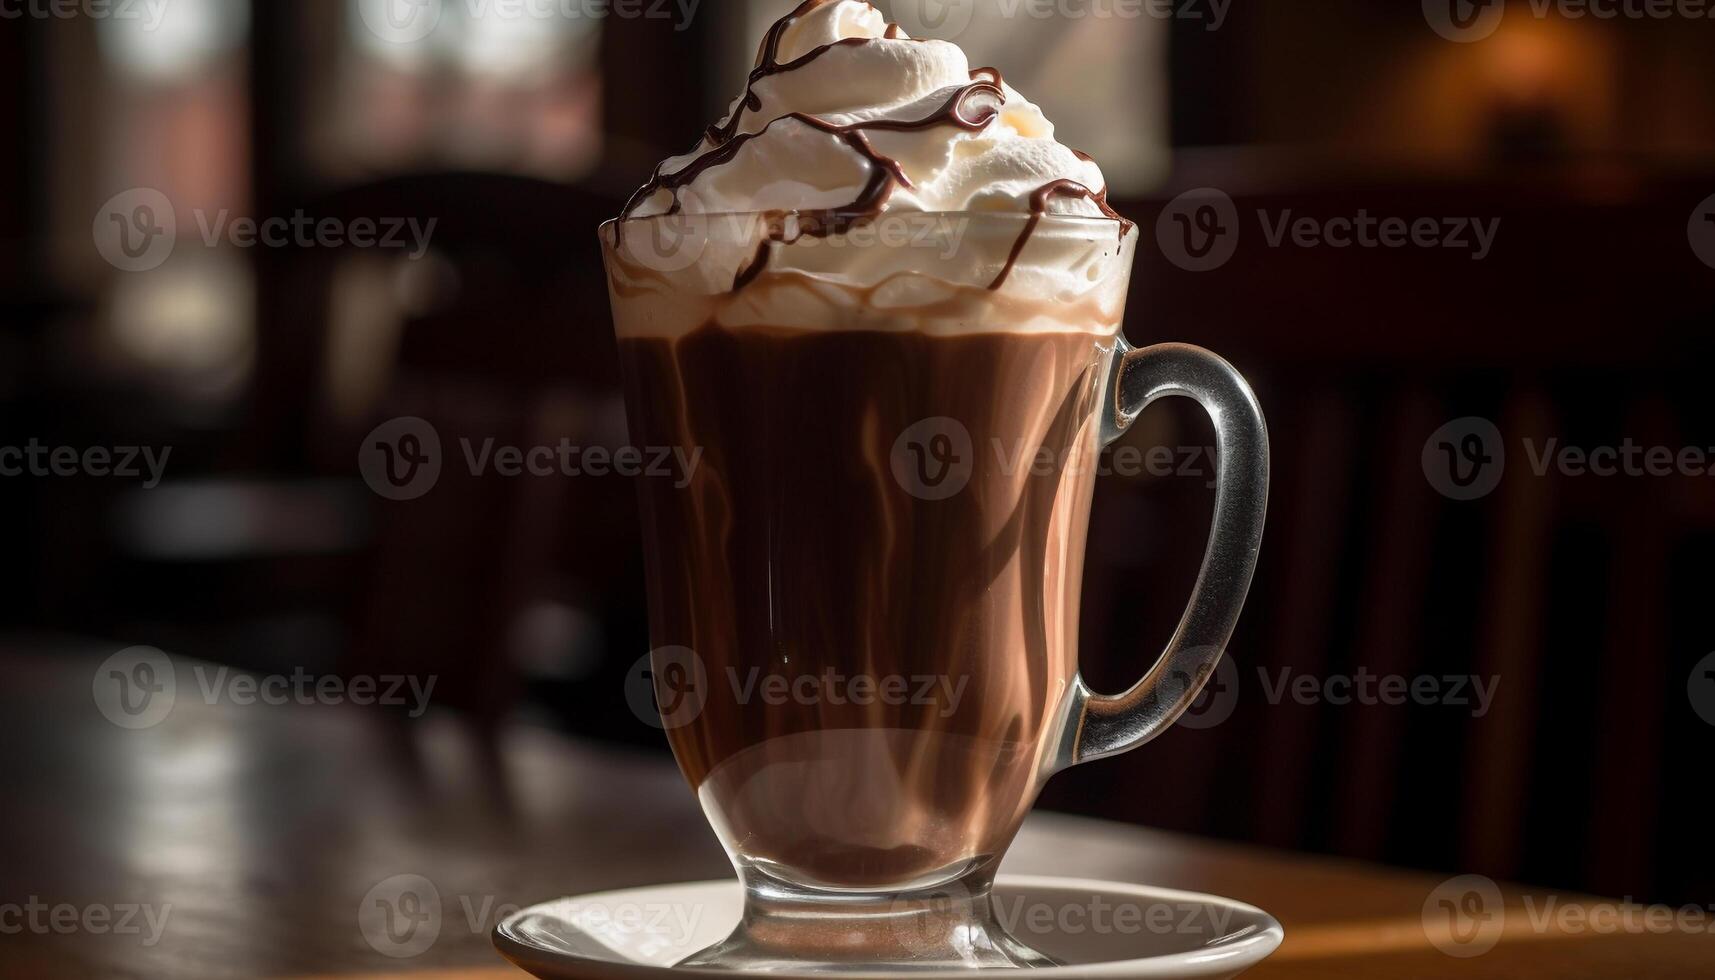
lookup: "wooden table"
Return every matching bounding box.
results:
[3,636,1709,978]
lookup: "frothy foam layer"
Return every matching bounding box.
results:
[605,0,1134,336]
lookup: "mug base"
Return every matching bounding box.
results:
[674,864,1058,972]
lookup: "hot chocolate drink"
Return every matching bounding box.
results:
[606,0,1141,899]
[592,1,1268,971]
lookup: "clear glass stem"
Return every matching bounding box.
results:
[676,862,1057,972]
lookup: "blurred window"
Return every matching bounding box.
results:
[313,0,605,182]
[45,0,258,405]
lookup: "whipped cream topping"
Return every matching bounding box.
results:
[604,0,1135,336]
[622,0,1118,225]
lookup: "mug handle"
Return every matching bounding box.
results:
[1065,342,1270,766]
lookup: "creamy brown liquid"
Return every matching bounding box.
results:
[621,323,1114,889]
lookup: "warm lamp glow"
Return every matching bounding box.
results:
[1484,25,1565,106]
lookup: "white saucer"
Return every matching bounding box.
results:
[494,875,1283,979]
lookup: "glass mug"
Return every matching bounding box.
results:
[600,211,1269,972]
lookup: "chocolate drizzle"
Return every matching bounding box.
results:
[723,84,1001,291]
[707,0,875,150]
[988,179,1134,291]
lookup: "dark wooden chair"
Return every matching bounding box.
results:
[1043,174,1715,907]
[244,173,644,727]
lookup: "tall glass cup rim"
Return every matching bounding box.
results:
[600,211,1130,231]
[600,210,1137,320]
[599,211,1134,254]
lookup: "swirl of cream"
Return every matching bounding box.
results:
[620,0,1116,222]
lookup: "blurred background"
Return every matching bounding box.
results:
[4,0,1714,930]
